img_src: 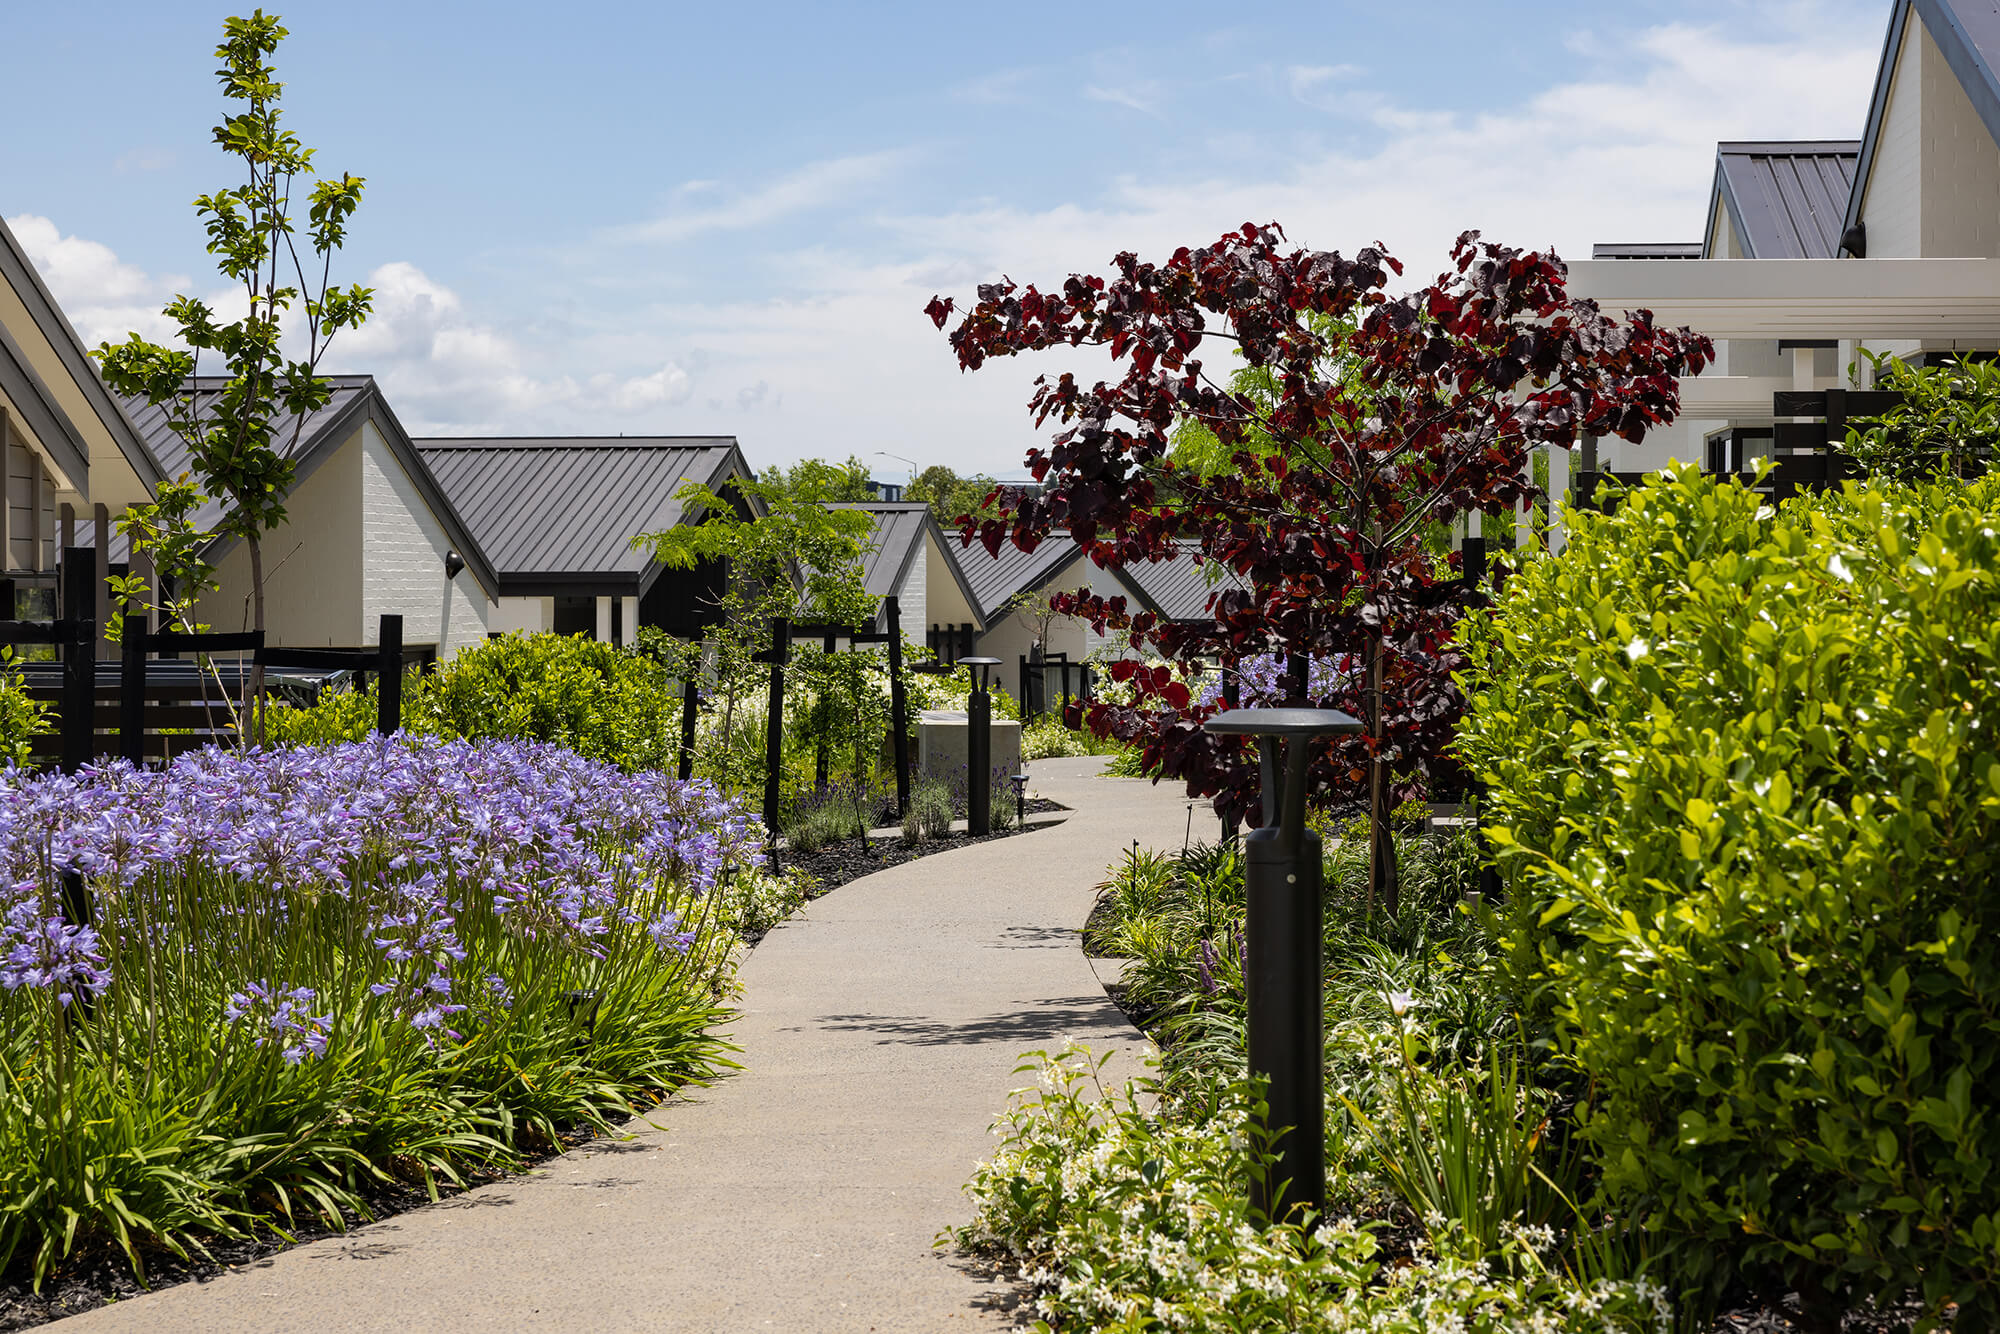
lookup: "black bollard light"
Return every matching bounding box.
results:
[960,657,1001,835]
[1205,706,1362,1226]
[1010,771,1030,826]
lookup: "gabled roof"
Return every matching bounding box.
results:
[1845,0,2000,242]
[415,436,752,598]
[829,501,987,628]
[0,213,163,493]
[1590,242,1703,260]
[1703,141,1859,258]
[122,375,499,598]
[1108,543,1245,623]
[958,533,1083,621]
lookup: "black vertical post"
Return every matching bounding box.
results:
[678,666,699,782]
[885,597,910,820]
[964,658,998,837]
[377,614,403,735]
[1018,655,1031,721]
[1205,708,1359,1226]
[764,618,788,850]
[1241,734,1324,1222]
[815,627,836,789]
[119,613,147,766]
[60,547,95,775]
[1286,652,1308,705]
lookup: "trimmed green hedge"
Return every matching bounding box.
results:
[268,632,684,772]
[1455,465,2000,1320]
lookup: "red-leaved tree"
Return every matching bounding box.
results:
[927,224,1712,914]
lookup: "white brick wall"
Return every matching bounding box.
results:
[894,533,927,635]
[360,421,490,657]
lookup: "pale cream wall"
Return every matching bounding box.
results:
[923,536,978,627]
[1861,10,1925,258]
[197,423,364,641]
[492,596,553,635]
[0,267,151,509]
[976,601,1088,704]
[360,421,490,657]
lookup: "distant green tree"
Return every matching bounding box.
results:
[636,473,874,798]
[907,465,1002,530]
[760,454,878,503]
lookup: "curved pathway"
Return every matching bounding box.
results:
[62,757,1217,1333]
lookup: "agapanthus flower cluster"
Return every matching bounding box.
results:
[0,737,764,1034]
[0,888,109,1007]
[1196,653,1358,710]
[224,980,333,1064]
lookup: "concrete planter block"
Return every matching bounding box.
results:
[917,709,1022,785]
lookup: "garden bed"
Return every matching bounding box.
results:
[750,798,1069,938]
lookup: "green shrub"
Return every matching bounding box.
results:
[1456,464,2000,1320]
[1020,715,1124,761]
[267,632,685,772]
[901,773,954,844]
[0,650,50,767]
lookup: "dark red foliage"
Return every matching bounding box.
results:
[931,224,1711,825]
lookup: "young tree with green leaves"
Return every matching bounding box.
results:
[636,473,875,799]
[93,11,370,737]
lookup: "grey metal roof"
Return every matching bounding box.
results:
[831,502,930,598]
[1846,0,2000,244]
[1590,242,1703,260]
[1112,544,1244,622]
[113,376,499,598]
[1708,141,1859,258]
[123,377,375,529]
[957,533,1082,620]
[415,436,747,594]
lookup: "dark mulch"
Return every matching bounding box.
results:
[772,798,1067,903]
[0,801,1075,1328]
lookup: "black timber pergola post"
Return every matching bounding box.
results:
[678,670,699,782]
[59,547,95,777]
[377,614,403,736]
[761,618,790,851]
[119,613,147,765]
[885,596,909,819]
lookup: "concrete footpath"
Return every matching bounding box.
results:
[63,757,1218,1334]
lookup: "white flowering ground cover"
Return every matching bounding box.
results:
[949,837,1678,1334]
[0,737,764,1291]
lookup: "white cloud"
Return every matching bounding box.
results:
[9,10,1884,477]
[607,150,914,246]
[4,212,190,347]
[951,67,1039,104]
[334,261,693,434]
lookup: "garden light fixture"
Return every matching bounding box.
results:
[1010,771,1029,825]
[1204,705,1362,1226]
[960,657,1001,834]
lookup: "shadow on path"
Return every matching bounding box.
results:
[805,997,1123,1046]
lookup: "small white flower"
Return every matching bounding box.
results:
[1387,990,1414,1017]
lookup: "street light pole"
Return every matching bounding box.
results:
[1204,706,1362,1226]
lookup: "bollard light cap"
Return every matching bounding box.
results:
[1204,707,1362,737]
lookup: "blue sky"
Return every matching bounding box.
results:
[6,1,1888,478]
